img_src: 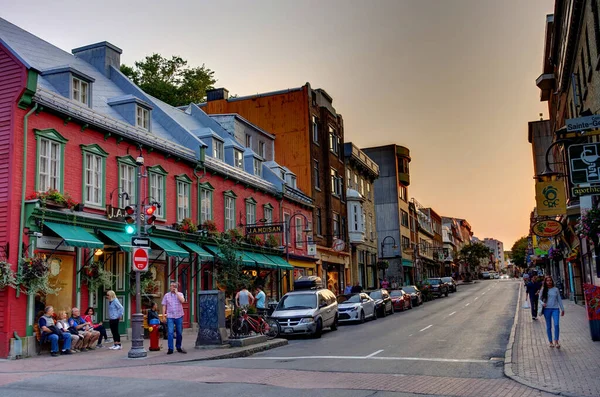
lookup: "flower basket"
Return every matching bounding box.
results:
[577,207,600,243]
[17,257,60,295]
[175,218,198,234]
[82,262,114,292]
[26,189,79,210]
[583,283,600,341]
[0,261,17,291]
[376,260,389,270]
[264,234,279,248]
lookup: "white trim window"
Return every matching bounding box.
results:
[284,213,291,245]
[177,181,190,221]
[295,218,304,248]
[234,150,244,169]
[136,106,150,130]
[38,138,61,191]
[312,116,319,143]
[72,76,89,106]
[264,207,273,224]
[224,196,235,230]
[149,173,165,218]
[245,134,252,148]
[213,139,224,160]
[253,159,262,176]
[119,163,135,208]
[84,153,103,206]
[258,141,265,158]
[333,213,340,238]
[246,201,256,225]
[200,189,212,223]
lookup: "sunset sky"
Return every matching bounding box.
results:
[1,0,555,249]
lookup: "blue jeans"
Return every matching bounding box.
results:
[167,316,183,351]
[45,332,72,352]
[543,308,560,342]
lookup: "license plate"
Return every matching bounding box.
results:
[283,327,294,334]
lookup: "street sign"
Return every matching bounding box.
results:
[132,247,149,272]
[307,243,317,256]
[572,185,600,197]
[332,239,346,252]
[568,143,600,184]
[131,237,150,247]
[566,115,600,132]
[535,181,567,216]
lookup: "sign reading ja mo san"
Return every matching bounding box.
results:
[566,115,600,132]
[245,223,283,235]
[568,143,600,184]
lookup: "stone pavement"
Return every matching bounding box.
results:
[0,335,287,374]
[507,286,600,397]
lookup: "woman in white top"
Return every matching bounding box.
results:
[539,276,565,348]
[57,310,83,352]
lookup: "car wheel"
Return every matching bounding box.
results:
[331,315,338,331]
[359,310,366,324]
[372,308,378,320]
[390,304,395,314]
[382,306,387,317]
[409,301,413,310]
[313,319,323,338]
[445,290,449,297]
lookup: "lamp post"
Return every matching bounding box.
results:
[380,235,398,279]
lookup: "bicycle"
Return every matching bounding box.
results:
[230,308,280,339]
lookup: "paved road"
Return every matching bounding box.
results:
[1,280,554,396]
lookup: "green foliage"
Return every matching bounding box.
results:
[82,261,114,292]
[264,234,279,248]
[458,243,492,272]
[0,262,17,290]
[214,239,251,298]
[120,54,217,107]
[17,257,61,296]
[510,236,529,267]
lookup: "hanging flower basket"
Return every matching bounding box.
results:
[577,207,600,242]
[82,262,114,292]
[0,261,17,291]
[174,218,198,234]
[376,260,389,270]
[17,256,60,295]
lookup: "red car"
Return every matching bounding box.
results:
[390,290,412,311]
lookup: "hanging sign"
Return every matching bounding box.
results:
[535,181,567,216]
[568,143,600,184]
[532,219,563,237]
[566,115,600,132]
[572,185,600,197]
[245,224,283,235]
[307,243,317,256]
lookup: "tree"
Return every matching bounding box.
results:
[511,236,529,267]
[120,54,217,107]
[213,238,251,301]
[458,243,492,274]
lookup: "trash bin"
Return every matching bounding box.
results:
[149,319,161,351]
[583,283,600,341]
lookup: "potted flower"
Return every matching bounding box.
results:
[17,256,60,295]
[82,262,114,292]
[264,234,280,248]
[201,220,219,236]
[0,261,16,291]
[245,234,264,247]
[175,218,198,234]
[26,189,80,210]
[223,228,244,243]
[376,260,389,270]
[583,283,600,341]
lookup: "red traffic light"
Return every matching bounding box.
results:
[124,205,135,215]
[145,205,157,216]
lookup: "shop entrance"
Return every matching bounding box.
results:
[45,255,74,314]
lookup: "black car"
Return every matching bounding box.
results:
[367,289,394,317]
[401,285,423,306]
[441,277,457,293]
[425,278,449,297]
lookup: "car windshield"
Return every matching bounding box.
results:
[337,294,360,304]
[441,277,452,283]
[389,290,404,297]
[277,294,317,310]
[403,286,417,293]
[428,279,441,285]
[369,291,382,299]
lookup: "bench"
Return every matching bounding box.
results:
[33,323,66,355]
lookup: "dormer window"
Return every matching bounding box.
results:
[234,150,244,169]
[72,77,89,105]
[213,139,224,160]
[286,175,297,189]
[136,106,150,130]
[253,158,262,177]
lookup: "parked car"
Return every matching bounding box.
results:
[482,271,491,279]
[401,285,423,306]
[441,277,457,293]
[337,293,376,323]
[424,278,449,297]
[500,274,510,280]
[367,289,394,316]
[390,290,412,311]
[489,272,499,279]
[271,276,338,338]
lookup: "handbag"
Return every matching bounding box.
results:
[46,325,62,336]
[522,295,530,309]
[537,295,544,317]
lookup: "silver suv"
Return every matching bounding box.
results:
[271,285,338,338]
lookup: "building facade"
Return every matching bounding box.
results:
[483,238,505,271]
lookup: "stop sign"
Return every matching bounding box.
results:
[132,248,149,271]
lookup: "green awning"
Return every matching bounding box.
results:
[179,241,213,260]
[244,252,277,269]
[150,237,189,257]
[203,245,254,266]
[99,230,133,251]
[44,222,103,249]
[265,254,294,270]
[402,259,414,267]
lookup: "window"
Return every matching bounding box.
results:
[295,218,304,248]
[399,185,408,201]
[253,158,262,176]
[367,182,371,200]
[245,199,256,225]
[593,1,600,55]
[234,150,244,169]
[585,29,592,74]
[176,177,191,221]
[401,210,409,227]
[398,158,409,174]
[333,213,340,238]
[342,217,347,241]
[402,236,410,250]
[199,183,213,223]
[224,191,237,230]
[148,165,168,219]
[136,105,150,130]
[288,175,297,189]
[245,134,252,148]
[72,76,89,106]
[316,208,323,236]
[213,139,224,160]
[258,141,265,158]
[329,126,339,155]
[312,116,319,143]
[581,49,588,89]
[264,205,273,224]
[352,205,360,232]
[354,173,358,187]
[37,133,64,192]
[331,168,342,196]
[284,213,291,245]
[118,156,136,208]
[359,178,364,196]
[314,160,320,189]
[369,214,374,239]
[81,144,108,207]
[346,169,352,188]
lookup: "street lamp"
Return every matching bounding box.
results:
[380,236,398,279]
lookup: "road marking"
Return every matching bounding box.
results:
[465,303,470,306]
[475,297,479,300]
[366,349,384,358]
[482,292,486,295]
[449,311,456,316]
[419,325,433,332]
[242,356,492,363]
[408,334,413,337]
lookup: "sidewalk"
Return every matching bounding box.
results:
[0,335,287,374]
[506,287,600,397]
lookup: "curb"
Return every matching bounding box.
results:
[503,285,583,397]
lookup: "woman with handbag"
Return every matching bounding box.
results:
[57,310,83,352]
[539,276,565,348]
[106,290,124,350]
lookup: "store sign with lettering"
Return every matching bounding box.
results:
[245,224,283,235]
[106,205,143,221]
[532,220,563,237]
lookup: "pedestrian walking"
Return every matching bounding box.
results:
[235,285,254,308]
[162,281,187,355]
[525,275,542,320]
[106,290,124,350]
[540,275,565,348]
[381,278,390,289]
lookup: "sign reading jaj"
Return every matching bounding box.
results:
[568,143,600,184]
[566,115,600,132]
[535,181,567,216]
[245,224,283,235]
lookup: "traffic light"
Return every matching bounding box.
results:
[124,205,136,234]
[145,204,158,234]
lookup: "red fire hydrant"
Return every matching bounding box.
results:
[149,319,160,351]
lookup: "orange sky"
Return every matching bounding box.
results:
[1,0,555,248]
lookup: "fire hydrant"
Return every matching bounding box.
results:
[149,319,161,351]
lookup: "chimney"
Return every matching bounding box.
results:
[71,41,122,78]
[206,88,229,102]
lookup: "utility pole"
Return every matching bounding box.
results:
[128,155,147,359]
